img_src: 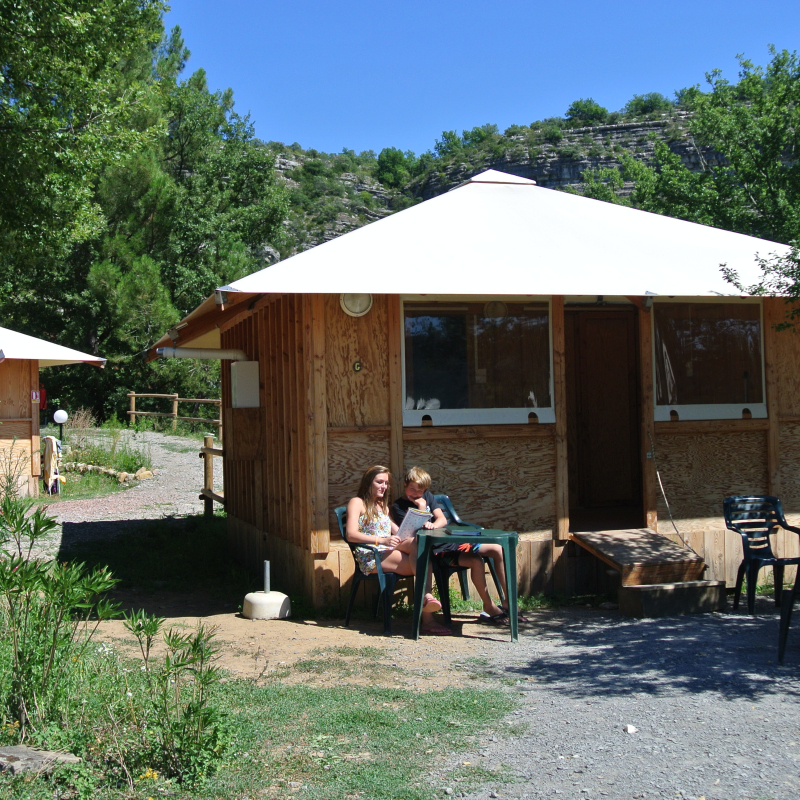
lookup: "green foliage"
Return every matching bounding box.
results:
[123,611,229,783]
[627,48,800,244]
[376,147,418,188]
[66,429,153,473]
[435,129,463,157]
[0,18,288,421]
[0,0,167,257]
[623,91,674,116]
[565,97,609,125]
[0,497,119,738]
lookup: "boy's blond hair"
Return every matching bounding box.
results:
[403,466,431,490]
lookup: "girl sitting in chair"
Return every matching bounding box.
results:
[346,464,451,635]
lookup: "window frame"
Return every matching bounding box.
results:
[400,296,555,426]
[651,297,767,421]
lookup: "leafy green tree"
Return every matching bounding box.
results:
[435,130,462,157]
[376,147,418,188]
[565,98,609,125]
[629,49,800,244]
[623,92,674,116]
[0,0,166,257]
[0,17,288,419]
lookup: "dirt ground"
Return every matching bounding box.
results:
[97,589,525,689]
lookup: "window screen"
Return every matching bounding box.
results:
[654,302,763,406]
[404,302,551,411]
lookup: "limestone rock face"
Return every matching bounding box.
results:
[0,745,81,775]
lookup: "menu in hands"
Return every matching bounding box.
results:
[396,507,432,541]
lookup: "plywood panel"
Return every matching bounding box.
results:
[778,421,800,526]
[327,430,391,531]
[765,298,800,417]
[0,360,31,419]
[403,434,556,533]
[654,431,768,532]
[324,294,390,428]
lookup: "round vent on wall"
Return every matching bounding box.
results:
[484,301,508,319]
[340,293,373,317]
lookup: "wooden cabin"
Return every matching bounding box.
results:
[148,170,800,609]
[0,326,105,496]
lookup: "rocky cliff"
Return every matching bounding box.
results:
[269,109,719,260]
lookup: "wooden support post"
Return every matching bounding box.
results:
[305,294,330,554]
[387,295,404,497]
[638,306,657,530]
[128,392,136,426]
[30,360,41,484]
[764,298,781,496]
[203,434,214,517]
[171,393,179,431]
[552,296,569,540]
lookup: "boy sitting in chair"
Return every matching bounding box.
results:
[391,466,513,624]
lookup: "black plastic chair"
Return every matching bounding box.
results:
[335,506,402,636]
[723,495,800,615]
[779,571,800,664]
[431,493,505,624]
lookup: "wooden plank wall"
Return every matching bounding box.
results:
[0,359,35,495]
[222,294,332,600]
[767,297,800,574]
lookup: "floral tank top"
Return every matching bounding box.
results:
[354,510,392,575]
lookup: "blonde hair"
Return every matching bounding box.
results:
[403,466,431,490]
[356,465,392,521]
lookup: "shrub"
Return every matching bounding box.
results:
[624,92,674,116]
[565,97,609,125]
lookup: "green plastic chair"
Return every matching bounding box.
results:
[335,506,402,636]
[432,493,505,624]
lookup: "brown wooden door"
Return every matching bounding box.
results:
[566,310,641,510]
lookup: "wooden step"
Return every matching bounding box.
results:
[570,528,705,586]
[618,580,727,618]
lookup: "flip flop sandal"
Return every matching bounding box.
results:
[421,624,452,636]
[478,610,509,625]
[422,596,443,613]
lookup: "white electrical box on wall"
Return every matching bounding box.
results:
[231,361,260,408]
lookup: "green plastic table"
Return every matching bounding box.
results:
[412,528,519,642]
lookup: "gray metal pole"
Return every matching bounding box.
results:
[264,561,270,594]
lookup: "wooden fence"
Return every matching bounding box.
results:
[127,392,222,438]
[199,434,225,516]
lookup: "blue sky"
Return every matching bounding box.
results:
[164,0,800,155]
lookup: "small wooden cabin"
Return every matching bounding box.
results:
[149,170,800,608]
[0,326,105,496]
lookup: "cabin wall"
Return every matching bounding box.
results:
[0,358,40,496]
[221,295,329,600]
[219,294,800,609]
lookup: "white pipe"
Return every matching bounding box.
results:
[156,347,249,361]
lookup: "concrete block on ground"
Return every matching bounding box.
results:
[618,580,727,618]
[242,590,291,620]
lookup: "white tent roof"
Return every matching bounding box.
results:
[223,168,788,297]
[0,326,106,367]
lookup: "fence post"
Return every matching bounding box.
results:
[128,392,136,425]
[203,434,214,517]
[171,393,179,431]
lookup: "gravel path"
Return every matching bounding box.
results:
[40,430,222,556]
[437,602,800,800]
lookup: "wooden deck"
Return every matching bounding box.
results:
[571,529,706,586]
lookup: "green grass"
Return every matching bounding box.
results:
[0,677,513,800]
[34,469,127,504]
[0,518,520,800]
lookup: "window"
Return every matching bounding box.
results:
[653,301,765,420]
[403,301,553,425]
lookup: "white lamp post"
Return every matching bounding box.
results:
[53,409,68,442]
